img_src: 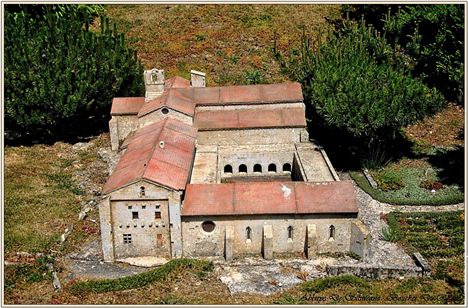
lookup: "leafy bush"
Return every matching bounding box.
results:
[5,4,105,23]
[275,21,444,157]
[343,5,464,104]
[245,69,265,84]
[419,179,444,191]
[374,169,404,191]
[5,6,144,143]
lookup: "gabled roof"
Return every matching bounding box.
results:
[110,97,145,115]
[164,76,191,89]
[102,118,197,194]
[182,181,358,216]
[136,82,303,119]
[194,107,307,130]
[138,89,196,118]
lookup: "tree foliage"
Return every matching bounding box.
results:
[4,6,144,143]
[275,21,444,159]
[343,4,464,103]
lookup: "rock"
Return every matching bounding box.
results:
[60,225,74,243]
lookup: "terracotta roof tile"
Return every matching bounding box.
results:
[164,76,191,89]
[220,85,262,104]
[111,97,145,115]
[194,107,306,130]
[261,83,304,102]
[182,181,358,216]
[102,118,197,194]
[133,82,303,118]
[137,89,196,118]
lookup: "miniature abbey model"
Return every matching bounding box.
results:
[99,68,369,262]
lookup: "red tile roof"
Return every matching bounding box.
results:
[164,76,191,89]
[194,107,306,130]
[137,89,196,118]
[102,118,197,193]
[135,82,303,118]
[182,181,358,216]
[110,97,145,115]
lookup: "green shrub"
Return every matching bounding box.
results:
[382,213,403,242]
[70,258,213,293]
[275,21,444,157]
[245,69,265,84]
[343,5,464,104]
[349,171,464,206]
[5,6,144,143]
[374,169,404,191]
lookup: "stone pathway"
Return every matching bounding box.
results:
[214,256,350,295]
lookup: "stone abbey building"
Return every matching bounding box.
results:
[99,69,369,262]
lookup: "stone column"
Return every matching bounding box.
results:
[168,192,183,258]
[306,224,317,259]
[99,197,115,262]
[109,117,119,151]
[262,225,273,260]
[225,225,234,261]
[350,220,370,260]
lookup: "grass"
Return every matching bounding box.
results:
[105,4,339,86]
[70,259,213,293]
[350,164,464,206]
[4,134,110,257]
[394,211,464,300]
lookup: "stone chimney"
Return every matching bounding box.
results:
[190,70,206,87]
[144,68,165,102]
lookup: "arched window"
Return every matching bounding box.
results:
[224,164,233,173]
[253,164,262,173]
[283,163,292,172]
[239,164,247,173]
[287,226,293,239]
[268,163,277,172]
[140,186,146,197]
[329,225,335,240]
[246,227,252,240]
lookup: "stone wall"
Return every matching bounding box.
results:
[138,108,193,128]
[350,220,370,259]
[111,199,171,259]
[98,180,183,261]
[196,128,306,146]
[219,150,295,180]
[181,214,358,258]
[326,264,424,279]
[109,115,139,151]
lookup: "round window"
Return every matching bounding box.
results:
[201,221,216,232]
[161,107,169,114]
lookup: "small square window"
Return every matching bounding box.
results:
[142,205,146,209]
[155,211,161,219]
[128,205,132,210]
[132,211,139,219]
[155,204,160,209]
[123,234,132,244]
